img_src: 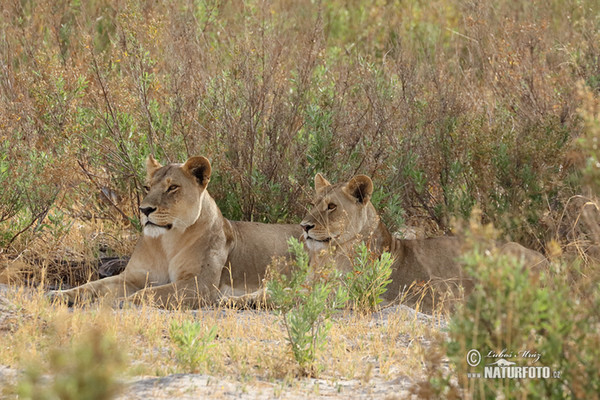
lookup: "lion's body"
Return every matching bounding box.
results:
[219,220,301,297]
[50,156,301,308]
[301,174,547,312]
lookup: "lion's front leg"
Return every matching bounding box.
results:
[127,277,218,309]
[220,288,272,309]
[48,274,143,306]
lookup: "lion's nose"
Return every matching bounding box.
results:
[301,222,314,233]
[139,206,157,217]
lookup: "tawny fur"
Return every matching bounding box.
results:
[49,156,301,308]
[301,173,548,312]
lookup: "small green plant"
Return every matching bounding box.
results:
[16,327,125,400]
[268,237,348,376]
[169,319,217,373]
[346,243,394,312]
[419,231,600,399]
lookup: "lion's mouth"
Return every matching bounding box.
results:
[145,221,173,230]
[306,236,331,243]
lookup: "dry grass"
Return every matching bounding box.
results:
[0,283,444,397]
[1,0,599,260]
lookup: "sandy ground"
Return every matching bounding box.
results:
[0,284,444,399]
[119,372,416,399]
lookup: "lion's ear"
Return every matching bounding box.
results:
[146,155,163,178]
[344,175,373,205]
[182,156,212,188]
[314,173,331,194]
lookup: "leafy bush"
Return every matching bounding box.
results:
[345,243,394,313]
[169,319,217,373]
[16,327,125,400]
[415,229,600,399]
[2,0,599,264]
[268,238,348,376]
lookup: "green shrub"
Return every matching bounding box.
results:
[345,243,394,313]
[419,233,600,399]
[16,327,125,400]
[0,147,62,249]
[268,238,348,376]
[169,319,217,373]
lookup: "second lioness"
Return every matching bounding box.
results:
[301,173,547,312]
[49,156,301,308]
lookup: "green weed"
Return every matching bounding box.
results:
[169,319,217,373]
[345,243,394,313]
[268,238,348,376]
[15,327,125,400]
[416,226,600,399]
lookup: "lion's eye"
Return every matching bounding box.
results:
[327,203,337,211]
[143,185,151,192]
[167,184,179,193]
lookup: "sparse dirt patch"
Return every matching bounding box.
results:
[119,371,417,400]
[0,284,445,399]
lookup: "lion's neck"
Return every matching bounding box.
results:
[358,203,394,252]
[157,190,225,257]
[197,190,224,225]
[371,219,395,253]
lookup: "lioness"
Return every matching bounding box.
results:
[301,173,547,312]
[49,156,302,308]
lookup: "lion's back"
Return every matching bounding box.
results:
[222,221,302,290]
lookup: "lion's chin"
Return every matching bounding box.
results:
[143,224,171,238]
[305,237,331,252]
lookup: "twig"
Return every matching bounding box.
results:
[5,207,52,250]
[89,47,143,191]
[445,28,478,43]
[77,160,130,221]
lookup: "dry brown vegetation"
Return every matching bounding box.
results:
[1,0,598,267]
[1,0,600,398]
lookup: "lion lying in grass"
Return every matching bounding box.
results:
[301,173,548,312]
[49,156,301,308]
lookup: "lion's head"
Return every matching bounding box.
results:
[140,155,212,238]
[300,173,377,252]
